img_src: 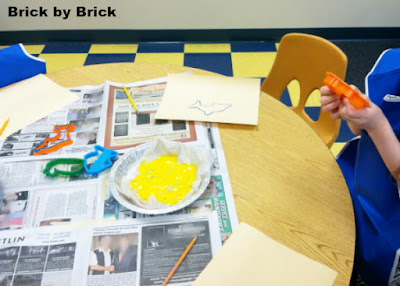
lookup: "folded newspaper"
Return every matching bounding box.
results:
[0,213,221,286]
[0,77,239,285]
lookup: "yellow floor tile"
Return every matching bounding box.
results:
[89,44,138,54]
[306,89,322,107]
[0,45,44,54]
[287,80,300,106]
[286,82,322,107]
[184,44,231,53]
[39,54,87,73]
[134,53,184,66]
[231,52,277,78]
[330,142,346,157]
[24,45,45,54]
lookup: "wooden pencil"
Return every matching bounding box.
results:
[122,86,139,113]
[161,236,198,286]
[0,118,9,136]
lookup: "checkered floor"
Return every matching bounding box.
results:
[1,41,355,156]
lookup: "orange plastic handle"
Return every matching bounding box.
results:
[33,123,76,156]
[324,72,369,110]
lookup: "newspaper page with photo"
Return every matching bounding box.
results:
[0,75,238,239]
[0,83,109,162]
[0,227,91,286]
[0,182,104,231]
[104,122,239,243]
[0,189,30,231]
[0,213,219,286]
[103,78,207,151]
[86,212,221,286]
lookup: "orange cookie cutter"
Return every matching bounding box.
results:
[33,123,76,156]
[324,72,370,109]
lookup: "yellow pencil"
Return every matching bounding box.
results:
[161,236,198,286]
[122,86,139,113]
[0,118,9,136]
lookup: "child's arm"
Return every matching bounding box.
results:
[367,115,400,181]
[320,86,400,182]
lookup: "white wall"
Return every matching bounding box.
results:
[1,0,399,31]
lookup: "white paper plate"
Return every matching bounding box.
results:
[109,143,211,215]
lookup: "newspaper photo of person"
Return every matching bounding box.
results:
[70,118,100,132]
[89,236,115,275]
[88,233,138,276]
[74,132,97,146]
[114,235,138,274]
[0,191,28,229]
[87,105,102,119]
[82,92,103,104]
[87,133,97,145]
[74,133,89,146]
[67,109,88,121]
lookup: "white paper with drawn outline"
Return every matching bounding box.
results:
[155,74,260,125]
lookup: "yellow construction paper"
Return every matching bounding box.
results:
[0,74,79,139]
[193,223,338,286]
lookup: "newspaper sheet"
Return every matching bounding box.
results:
[0,227,90,286]
[0,183,104,231]
[0,159,99,190]
[0,77,239,242]
[0,212,220,286]
[103,78,202,151]
[0,83,108,162]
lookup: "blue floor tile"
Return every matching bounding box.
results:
[184,53,233,76]
[337,120,356,142]
[304,107,321,121]
[258,77,292,106]
[41,43,91,53]
[137,43,184,53]
[231,42,277,52]
[280,89,292,106]
[84,54,135,65]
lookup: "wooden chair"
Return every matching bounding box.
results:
[261,33,347,147]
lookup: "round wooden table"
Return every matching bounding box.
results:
[47,62,355,285]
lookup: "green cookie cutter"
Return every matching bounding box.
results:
[43,158,85,177]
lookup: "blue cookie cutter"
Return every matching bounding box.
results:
[84,145,118,175]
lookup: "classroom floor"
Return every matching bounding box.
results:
[2,40,391,157]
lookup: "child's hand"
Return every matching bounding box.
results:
[320,86,343,120]
[320,85,385,134]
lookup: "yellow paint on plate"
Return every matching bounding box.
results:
[130,154,197,205]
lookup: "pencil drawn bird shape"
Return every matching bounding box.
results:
[188,100,232,116]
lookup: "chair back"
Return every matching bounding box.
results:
[261,33,347,147]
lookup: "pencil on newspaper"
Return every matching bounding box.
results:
[161,236,198,286]
[0,118,9,137]
[122,86,139,113]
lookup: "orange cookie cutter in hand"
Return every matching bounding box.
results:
[33,123,76,156]
[324,72,370,110]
